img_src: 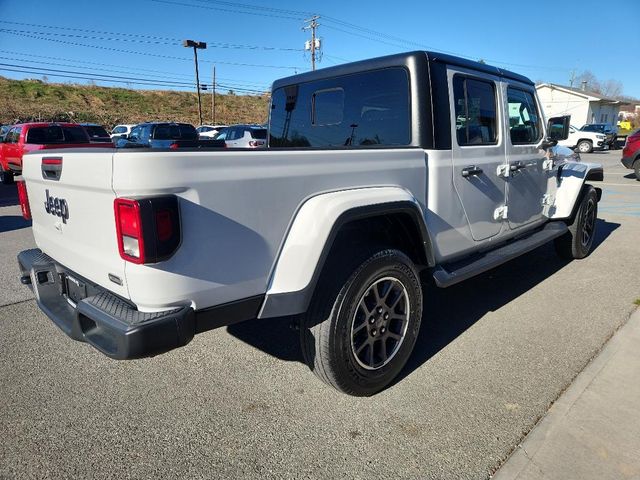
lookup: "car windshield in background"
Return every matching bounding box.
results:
[84,125,109,138]
[154,124,198,140]
[26,126,89,144]
[250,128,267,139]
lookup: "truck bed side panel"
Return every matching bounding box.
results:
[112,149,427,311]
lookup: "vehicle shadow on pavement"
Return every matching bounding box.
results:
[226,219,621,381]
[0,185,18,207]
[0,215,31,233]
[623,173,637,180]
[394,218,620,387]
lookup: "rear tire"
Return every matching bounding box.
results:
[634,160,640,181]
[300,248,423,396]
[0,169,14,185]
[554,185,598,259]
[576,140,593,154]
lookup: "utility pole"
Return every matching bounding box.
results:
[303,15,321,71]
[212,65,216,124]
[183,39,207,125]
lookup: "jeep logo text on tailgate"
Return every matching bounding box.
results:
[44,189,69,223]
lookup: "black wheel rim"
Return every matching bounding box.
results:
[581,198,596,247]
[350,276,409,370]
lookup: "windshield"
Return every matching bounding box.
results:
[26,125,89,144]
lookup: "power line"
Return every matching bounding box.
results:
[0,62,269,93]
[153,0,570,73]
[0,50,271,87]
[0,21,303,52]
[0,62,196,87]
[0,56,196,83]
[0,29,304,70]
[151,0,307,21]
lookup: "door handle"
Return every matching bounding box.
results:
[510,161,526,172]
[461,165,483,178]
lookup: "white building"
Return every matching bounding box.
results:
[536,83,621,128]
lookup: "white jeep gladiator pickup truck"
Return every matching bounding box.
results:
[17,51,603,396]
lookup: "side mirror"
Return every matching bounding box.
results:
[540,115,570,150]
[547,115,570,141]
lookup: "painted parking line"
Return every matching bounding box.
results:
[595,182,639,187]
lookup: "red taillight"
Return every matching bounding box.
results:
[114,196,181,264]
[114,199,145,264]
[248,140,265,148]
[169,143,179,150]
[16,181,31,220]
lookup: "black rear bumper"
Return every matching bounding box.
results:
[17,249,195,359]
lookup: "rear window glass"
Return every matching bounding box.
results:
[153,124,198,140]
[84,125,109,138]
[249,128,267,139]
[26,126,89,144]
[269,67,410,148]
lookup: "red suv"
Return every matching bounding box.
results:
[621,129,640,180]
[0,122,114,184]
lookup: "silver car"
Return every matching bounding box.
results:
[215,125,267,148]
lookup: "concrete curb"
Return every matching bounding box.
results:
[493,307,640,479]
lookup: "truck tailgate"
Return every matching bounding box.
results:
[21,150,129,299]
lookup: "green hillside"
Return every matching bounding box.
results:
[0,76,270,127]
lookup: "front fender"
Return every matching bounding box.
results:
[258,186,429,319]
[549,161,603,219]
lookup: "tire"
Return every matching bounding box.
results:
[634,160,640,181]
[576,140,593,154]
[300,248,423,396]
[554,185,598,259]
[0,169,14,185]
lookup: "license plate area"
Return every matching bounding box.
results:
[61,273,87,305]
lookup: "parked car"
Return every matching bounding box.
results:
[80,123,113,144]
[579,123,617,149]
[16,51,602,396]
[558,125,608,153]
[215,124,267,148]
[115,122,225,149]
[196,124,228,138]
[621,128,640,180]
[0,122,114,184]
[110,124,136,139]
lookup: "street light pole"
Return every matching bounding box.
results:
[183,39,207,125]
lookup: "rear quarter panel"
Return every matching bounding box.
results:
[112,148,427,311]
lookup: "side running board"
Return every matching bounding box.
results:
[433,222,568,288]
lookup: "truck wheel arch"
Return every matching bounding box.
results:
[550,162,603,220]
[258,187,434,319]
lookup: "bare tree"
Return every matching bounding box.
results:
[574,71,602,93]
[601,79,623,98]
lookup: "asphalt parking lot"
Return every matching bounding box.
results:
[1,151,638,480]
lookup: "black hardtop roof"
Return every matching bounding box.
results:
[272,50,533,90]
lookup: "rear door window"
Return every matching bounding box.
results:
[270,67,410,147]
[26,126,89,144]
